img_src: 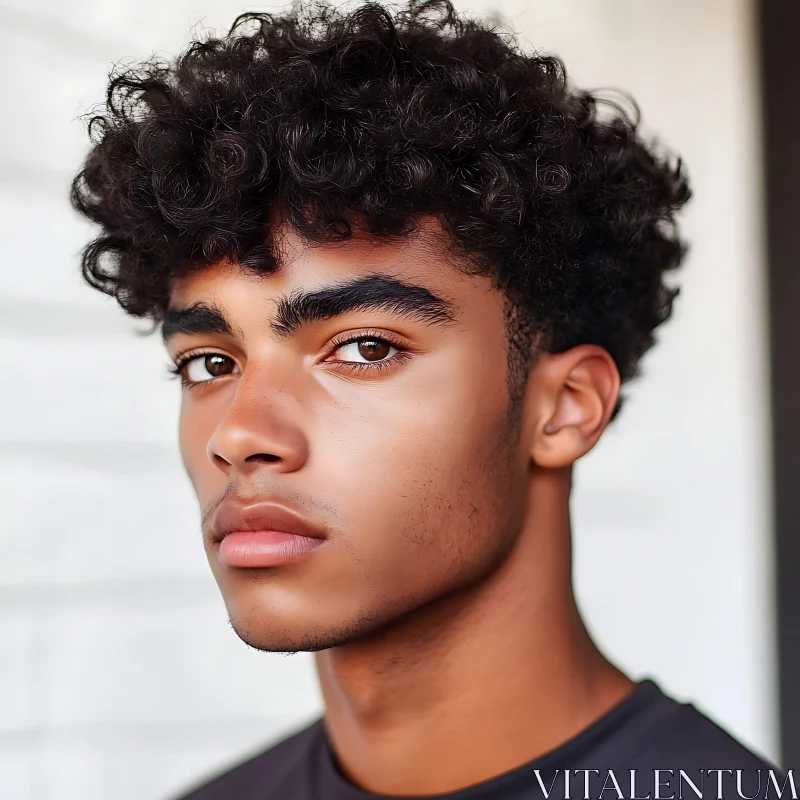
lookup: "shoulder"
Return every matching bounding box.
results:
[170,718,324,800]
[631,682,779,771]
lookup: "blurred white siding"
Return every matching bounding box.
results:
[0,1,775,798]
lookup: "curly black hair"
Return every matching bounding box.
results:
[71,0,690,410]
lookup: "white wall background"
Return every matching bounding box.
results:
[0,1,776,798]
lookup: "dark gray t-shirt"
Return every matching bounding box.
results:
[173,680,786,799]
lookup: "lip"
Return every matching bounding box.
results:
[210,500,326,568]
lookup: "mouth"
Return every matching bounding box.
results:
[210,500,326,569]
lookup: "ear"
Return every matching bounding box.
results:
[526,345,621,469]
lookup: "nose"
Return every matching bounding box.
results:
[206,365,310,476]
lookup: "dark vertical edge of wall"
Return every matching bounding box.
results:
[756,0,800,769]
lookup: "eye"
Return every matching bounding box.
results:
[332,338,399,363]
[178,353,238,384]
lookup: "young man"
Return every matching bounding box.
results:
[72,1,784,798]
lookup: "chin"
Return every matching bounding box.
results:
[226,607,391,653]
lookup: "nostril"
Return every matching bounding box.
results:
[211,453,231,470]
[245,453,281,464]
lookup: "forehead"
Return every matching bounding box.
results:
[168,217,487,307]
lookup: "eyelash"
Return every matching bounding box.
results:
[166,349,215,390]
[166,331,410,389]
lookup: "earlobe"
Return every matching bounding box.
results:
[529,346,620,469]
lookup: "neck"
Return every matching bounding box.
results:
[314,467,634,796]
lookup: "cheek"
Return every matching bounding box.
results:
[311,359,519,582]
[177,397,218,493]
[320,335,510,466]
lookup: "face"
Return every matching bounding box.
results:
[165,219,533,652]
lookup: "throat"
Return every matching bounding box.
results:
[314,511,633,796]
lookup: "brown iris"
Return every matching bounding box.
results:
[204,354,235,376]
[357,340,391,361]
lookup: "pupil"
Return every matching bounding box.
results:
[358,340,390,361]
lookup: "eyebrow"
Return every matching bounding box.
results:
[161,302,239,344]
[271,274,455,337]
[161,274,456,344]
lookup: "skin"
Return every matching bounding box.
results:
[166,216,634,796]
